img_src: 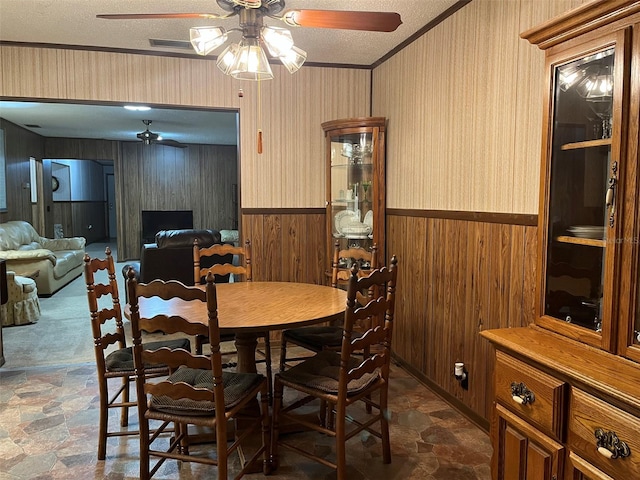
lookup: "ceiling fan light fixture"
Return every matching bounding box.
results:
[558,64,586,92]
[576,65,613,99]
[190,26,228,56]
[230,38,274,81]
[261,26,294,57]
[279,45,307,73]
[216,43,241,75]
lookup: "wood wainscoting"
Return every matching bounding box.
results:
[387,211,538,428]
[242,209,327,285]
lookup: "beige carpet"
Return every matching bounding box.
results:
[3,242,136,368]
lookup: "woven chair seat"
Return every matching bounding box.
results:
[151,366,265,416]
[105,338,191,372]
[278,350,378,395]
[283,325,344,349]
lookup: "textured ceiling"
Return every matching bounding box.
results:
[0,0,459,65]
[0,1,463,146]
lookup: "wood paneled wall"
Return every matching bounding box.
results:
[116,142,238,259]
[52,201,107,243]
[0,119,44,225]
[242,210,326,284]
[387,214,537,422]
[43,137,238,258]
[372,0,588,214]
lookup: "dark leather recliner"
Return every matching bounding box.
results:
[123,229,233,286]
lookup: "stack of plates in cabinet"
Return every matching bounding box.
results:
[342,220,371,238]
[335,210,358,236]
[567,225,606,239]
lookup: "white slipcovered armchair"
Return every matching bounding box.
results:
[0,271,40,326]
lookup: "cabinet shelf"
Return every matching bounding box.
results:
[560,138,612,150]
[555,235,606,247]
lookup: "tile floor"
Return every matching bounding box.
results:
[0,243,492,479]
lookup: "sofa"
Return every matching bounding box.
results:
[0,221,86,296]
[124,229,233,286]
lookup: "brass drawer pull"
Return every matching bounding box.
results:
[510,382,535,405]
[595,428,631,459]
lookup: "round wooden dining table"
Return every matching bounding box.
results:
[126,281,347,373]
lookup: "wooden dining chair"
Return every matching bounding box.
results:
[127,272,271,480]
[193,239,273,400]
[83,247,190,460]
[270,256,398,479]
[278,241,378,372]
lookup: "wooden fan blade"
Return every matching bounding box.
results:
[159,139,187,148]
[97,13,224,20]
[283,10,402,32]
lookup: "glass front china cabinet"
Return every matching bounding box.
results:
[538,22,640,359]
[481,3,640,480]
[540,43,619,351]
[321,117,386,279]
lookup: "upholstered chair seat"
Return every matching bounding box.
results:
[104,338,191,372]
[277,350,379,395]
[150,366,265,415]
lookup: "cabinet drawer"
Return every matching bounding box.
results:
[495,351,566,440]
[568,389,640,480]
[566,451,616,480]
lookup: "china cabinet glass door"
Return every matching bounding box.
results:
[330,131,374,255]
[539,33,626,351]
[322,118,386,279]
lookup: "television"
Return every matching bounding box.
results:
[141,210,193,244]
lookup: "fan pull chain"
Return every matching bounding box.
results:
[257,79,263,154]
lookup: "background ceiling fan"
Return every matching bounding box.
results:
[137,120,187,148]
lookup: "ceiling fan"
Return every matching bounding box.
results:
[97,0,402,80]
[137,120,187,148]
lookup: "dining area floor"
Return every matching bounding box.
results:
[0,243,492,479]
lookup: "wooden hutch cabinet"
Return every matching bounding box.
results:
[321,117,386,277]
[481,2,640,479]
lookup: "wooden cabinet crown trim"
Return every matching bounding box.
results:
[321,117,386,132]
[521,0,640,49]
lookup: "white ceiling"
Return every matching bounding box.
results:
[0,101,240,146]
[0,0,463,145]
[0,1,459,65]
